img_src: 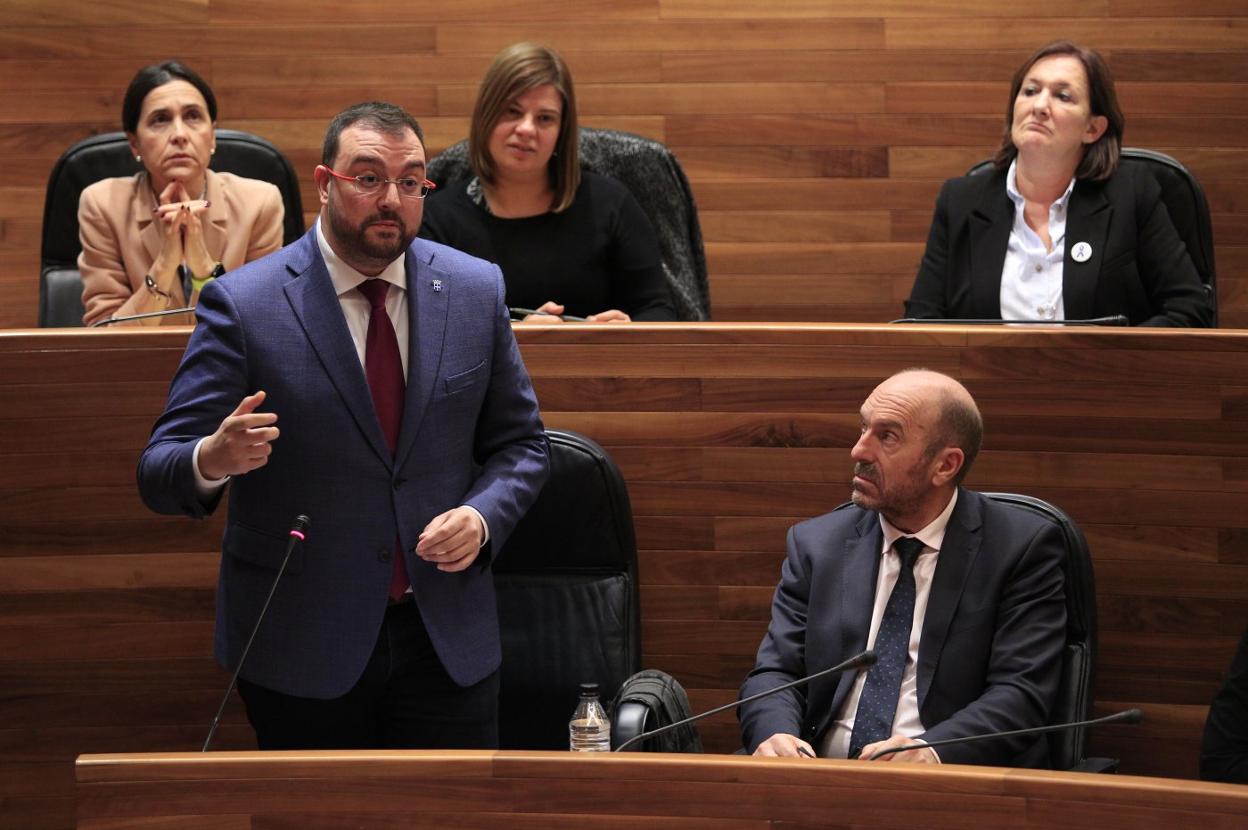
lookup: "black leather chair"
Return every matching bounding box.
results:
[982,492,1116,772]
[427,127,711,321]
[967,148,1217,325]
[493,428,641,749]
[39,129,306,327]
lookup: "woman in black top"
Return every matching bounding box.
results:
[420,42,676,323]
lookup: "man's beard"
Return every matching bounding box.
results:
[851,461,926,520]
[327,202,414,268]
[851,462,880,508]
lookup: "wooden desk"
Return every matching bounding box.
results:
[74,749,1248,829]
[4,324,1248,827]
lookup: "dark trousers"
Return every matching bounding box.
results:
[237,598,499,750]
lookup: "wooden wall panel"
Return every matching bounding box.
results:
[2,1,1241,328]
[4,325,1248,829]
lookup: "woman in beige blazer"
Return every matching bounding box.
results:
[79,61,284,326]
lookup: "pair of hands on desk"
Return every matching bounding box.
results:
[196,391,483,571]
[518,301,631,324]
[754,733,937,763]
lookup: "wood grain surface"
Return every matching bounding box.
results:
[73,750,1248,829]
[0,2,1245,328]
[4,323,1248,827]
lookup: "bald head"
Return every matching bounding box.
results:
[876,369,982,485]
[851,369,984,528]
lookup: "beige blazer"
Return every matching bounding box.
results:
[78,169,285,325]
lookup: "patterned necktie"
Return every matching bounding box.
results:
[357,278,410,601]
[848,535,925,759]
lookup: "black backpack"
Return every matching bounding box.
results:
[610,669,704,753]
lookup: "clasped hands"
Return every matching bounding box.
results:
[149,180,216,293]
[197,391,484,572]
[753,732,937,763]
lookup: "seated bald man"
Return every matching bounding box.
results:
[738,369,1066,767]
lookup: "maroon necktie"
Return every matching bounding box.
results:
[357,278,410,601]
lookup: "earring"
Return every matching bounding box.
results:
[210,147,215,156]
[134,155,141,162]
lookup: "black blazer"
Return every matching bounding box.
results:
[904,165,1213,327]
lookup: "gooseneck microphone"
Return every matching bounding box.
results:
[889,315,1129,327]
[202,515,310,752]
[90,306,198,327]
[614,649,876,753]
[866,707,1143,760]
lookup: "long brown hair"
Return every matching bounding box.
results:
[468,42,580,212]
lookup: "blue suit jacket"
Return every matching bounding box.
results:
[138,230,549,698]
[739,489,1066,767]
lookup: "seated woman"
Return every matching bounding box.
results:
[420,42,676,323]
[79,61,284,326]
[904,41,1212,327]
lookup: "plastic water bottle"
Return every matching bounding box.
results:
[569,682,611,752]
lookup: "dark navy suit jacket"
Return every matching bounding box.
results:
[904,165,1213,327]
[138,229,549,699]
[739,489,1066,767]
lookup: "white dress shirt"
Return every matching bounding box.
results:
[821,490,959,759]
[999,160,1076,322]
[314,218,410,374]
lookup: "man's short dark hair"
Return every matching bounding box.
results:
[901,367,982,485]
[122,61,218,134]
[321,102,425,167]
[928,387,983,485]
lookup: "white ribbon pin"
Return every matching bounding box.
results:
[1071,242,1092,263]
[431,280,443,292]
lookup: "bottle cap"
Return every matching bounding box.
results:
[579,682,600,696]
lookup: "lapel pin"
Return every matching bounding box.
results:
[1070,242,1092,263]
[431,279,443,292]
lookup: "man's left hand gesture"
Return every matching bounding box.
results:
[416,507,485,572]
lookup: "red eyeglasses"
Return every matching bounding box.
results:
[320,166,436,199]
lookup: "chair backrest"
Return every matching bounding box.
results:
[983,492,1097,770]
[493,428,641,749]
[967,148,1217,325]
[38,129,306,327]
[426,127,711,321]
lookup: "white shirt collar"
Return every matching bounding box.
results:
[1005,159,1076,212]
[314,217,407,298]
[879,488,959,555]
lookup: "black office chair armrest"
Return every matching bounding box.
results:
[39,267,85,328]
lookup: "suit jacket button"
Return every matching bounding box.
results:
[393,477,406,490]
[378,548,391,562]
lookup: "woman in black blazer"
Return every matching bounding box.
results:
[905,41,1212,328]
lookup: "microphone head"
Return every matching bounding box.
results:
[291,515,311,534]
[855,649,877,667]
[1119,708,1144,724]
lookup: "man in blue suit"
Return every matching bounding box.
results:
[739,370,1066,766]
[139,102,549,749]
